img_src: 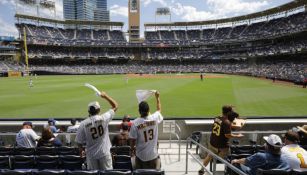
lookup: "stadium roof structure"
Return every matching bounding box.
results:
[145,0,307,28]
[15,14,124,27]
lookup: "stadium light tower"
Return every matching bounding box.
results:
[128,0,140,43]
[155,8,171,25]
[15,0,56,19]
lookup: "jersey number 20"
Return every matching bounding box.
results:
[90,125,104,140]
[144,129,154,142]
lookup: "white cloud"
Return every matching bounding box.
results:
[206,0,268,17]
[171,0,268,21]
[171,3,215,21]
[0,0,14,6]
[141,0,168,7]
[0,16,18,36]
[110,4,128,17]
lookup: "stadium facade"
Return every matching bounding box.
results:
[63,0,110,22]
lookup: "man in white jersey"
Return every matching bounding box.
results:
[129,91,163,169]
[16,121,40,148]
[281,130,307,170]
[75,91,118,170]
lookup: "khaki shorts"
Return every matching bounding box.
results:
[208,143,229,159]
[135,156,161,170]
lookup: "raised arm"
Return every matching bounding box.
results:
[100,91,118,112]
[155,91,161,112]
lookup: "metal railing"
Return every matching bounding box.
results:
[168,121,182,161]
[185,137,248,175]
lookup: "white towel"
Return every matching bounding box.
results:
[136,90,156,103]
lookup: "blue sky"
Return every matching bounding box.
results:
[0,0,292,37]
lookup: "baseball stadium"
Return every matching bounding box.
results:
[0,0,307,174]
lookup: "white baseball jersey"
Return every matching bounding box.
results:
[75,109,114,159]
[67,124,80,133]
[281,144,307,170]
[129,111,163,161]
[16,129,40,148]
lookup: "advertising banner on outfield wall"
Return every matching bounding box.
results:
[8,71,22,77]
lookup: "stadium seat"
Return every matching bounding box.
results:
[100,169,131,175]
[57,146,79,155]
[256,169,291,175]
[256,145,266,153]
[189,131,201,154]
[35,155,59,169]
[10,155,35,169]
[133,169,165,175]
[230,145,256,154]
[0,156,10,169]
[291,169,307,175]
[66,170,99,175]
[113,155,132,170]
[31,169,66,175]
[59,155,84,170]
[36,147,57,155]
[14,147,35,155]
[0,169,32,175]
[110,146,131,156]
[0,147,13,155]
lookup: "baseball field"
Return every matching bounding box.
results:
[0,74,306,119]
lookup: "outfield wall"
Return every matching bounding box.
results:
[0,117,306,146]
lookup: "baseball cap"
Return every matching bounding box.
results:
[284,130,299,143]
[263,134,282,147]
[88,101,100,110]
[23,121,33,127]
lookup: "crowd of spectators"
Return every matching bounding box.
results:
[16,24,127,46]
[145,11,307,44]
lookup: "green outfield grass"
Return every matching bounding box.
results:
[0,74,306,119]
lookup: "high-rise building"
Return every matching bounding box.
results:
[94,0,110,21]
[63,0,110,22]
[63,0,77,20]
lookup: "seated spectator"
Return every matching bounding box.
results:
[120,115,132,131]
[16,121,40,148]
[67,118,79,133]
[45,118,59,133]
[281,130,307,170]
[37,127,62,147]
[112,122,130,146]
[297,125,307,145]
[231,134,290,175]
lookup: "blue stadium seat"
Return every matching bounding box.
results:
[36,147,57,155]
[230,145,256,154]
[0,156,10,169]
[57,146,79,155]
[133,169,165,175]
[113,155,132,170]
[189,131,201,154]
[14,147,35,156]
[0,169,32,175]
[11,155,35,169]
[66,170,99,175]
[100,169,131,175]
[110,146,131,156]
[59,155,84,170]
[256,169,291,175]
[35,155,59,169]
[31,169,66,175]
[0,147,13,156]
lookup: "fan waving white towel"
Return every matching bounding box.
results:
[85,83,101,96]
[136,90,157,103]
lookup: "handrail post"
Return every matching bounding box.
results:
[169,122,172,148]
[185,138,189,174]
[213,158,217,175]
